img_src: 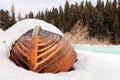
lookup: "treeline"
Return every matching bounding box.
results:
[0,0,120,44]
[0,4,16,30]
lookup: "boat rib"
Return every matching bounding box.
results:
[9,26,77,73]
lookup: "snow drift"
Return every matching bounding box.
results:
[0,19,120,80]
[0,28,3,32]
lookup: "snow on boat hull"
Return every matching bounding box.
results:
[9,26,77,73]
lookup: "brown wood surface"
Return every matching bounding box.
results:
[9,26,77,73]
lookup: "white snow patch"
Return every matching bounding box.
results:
[0,28,4,33]
[74,50,120,80]
[0,19,63,40]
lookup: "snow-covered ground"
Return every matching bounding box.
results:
[0,19,120,80]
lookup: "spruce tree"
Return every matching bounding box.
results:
[79,1,84,20]
[18,12,23,21]
[104,1,114,41]
[83,1,93,25]
[10,4,16,25]
[96,0,106,40]
[35,11,41,19]
[28,11,34,18]
[58,5,65,31]
[0,10,10,30]
[112,13,119,44]
[24,14,28,19]
[68,4,74,32]
[64,0,70,32]
[72,2,80,25]
[118,0,120,42]
[41,11,44,20]
[113,0,117,7]
[44,9,48,22]
[89,8,99,39]
[46,10,53,23]
[52,7,59,27]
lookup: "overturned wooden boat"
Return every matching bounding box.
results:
[9,26,77,73]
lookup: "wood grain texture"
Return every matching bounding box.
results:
[9,26,77,73]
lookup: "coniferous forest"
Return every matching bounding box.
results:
[0,0,120,44]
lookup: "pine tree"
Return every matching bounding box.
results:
[112,13,119,44]
[118,0,120,23]
[113,0,117,7]
[89,8,98,38]
[118,0,120,43]
[18,12,23,21]
[35,11,41,19]
[67,4,74,31]
[10,4,16,25]
[96,0,107,40]
[44,9,48,22]
[52,7,59,27]
[44,9,53,23]
[24,14,28,19]
[58,5,65,31]
[72,2,80,25]
[104,0,114,40]
[79,1,84,20]
[83,1,93,25]
[115,0,119,26]
[0,10,11,30]
[96,0,104,14]
[28,11,34,18]
[41,11,44,20]
[64,0,70,32]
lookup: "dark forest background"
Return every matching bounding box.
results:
[0,0,120,44]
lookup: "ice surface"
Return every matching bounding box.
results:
[73,44,120,54]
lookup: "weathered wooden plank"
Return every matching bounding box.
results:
[9,26,77,73]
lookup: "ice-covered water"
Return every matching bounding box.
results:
[73,45,120,54]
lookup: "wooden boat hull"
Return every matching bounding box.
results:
[9,26,77,73]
